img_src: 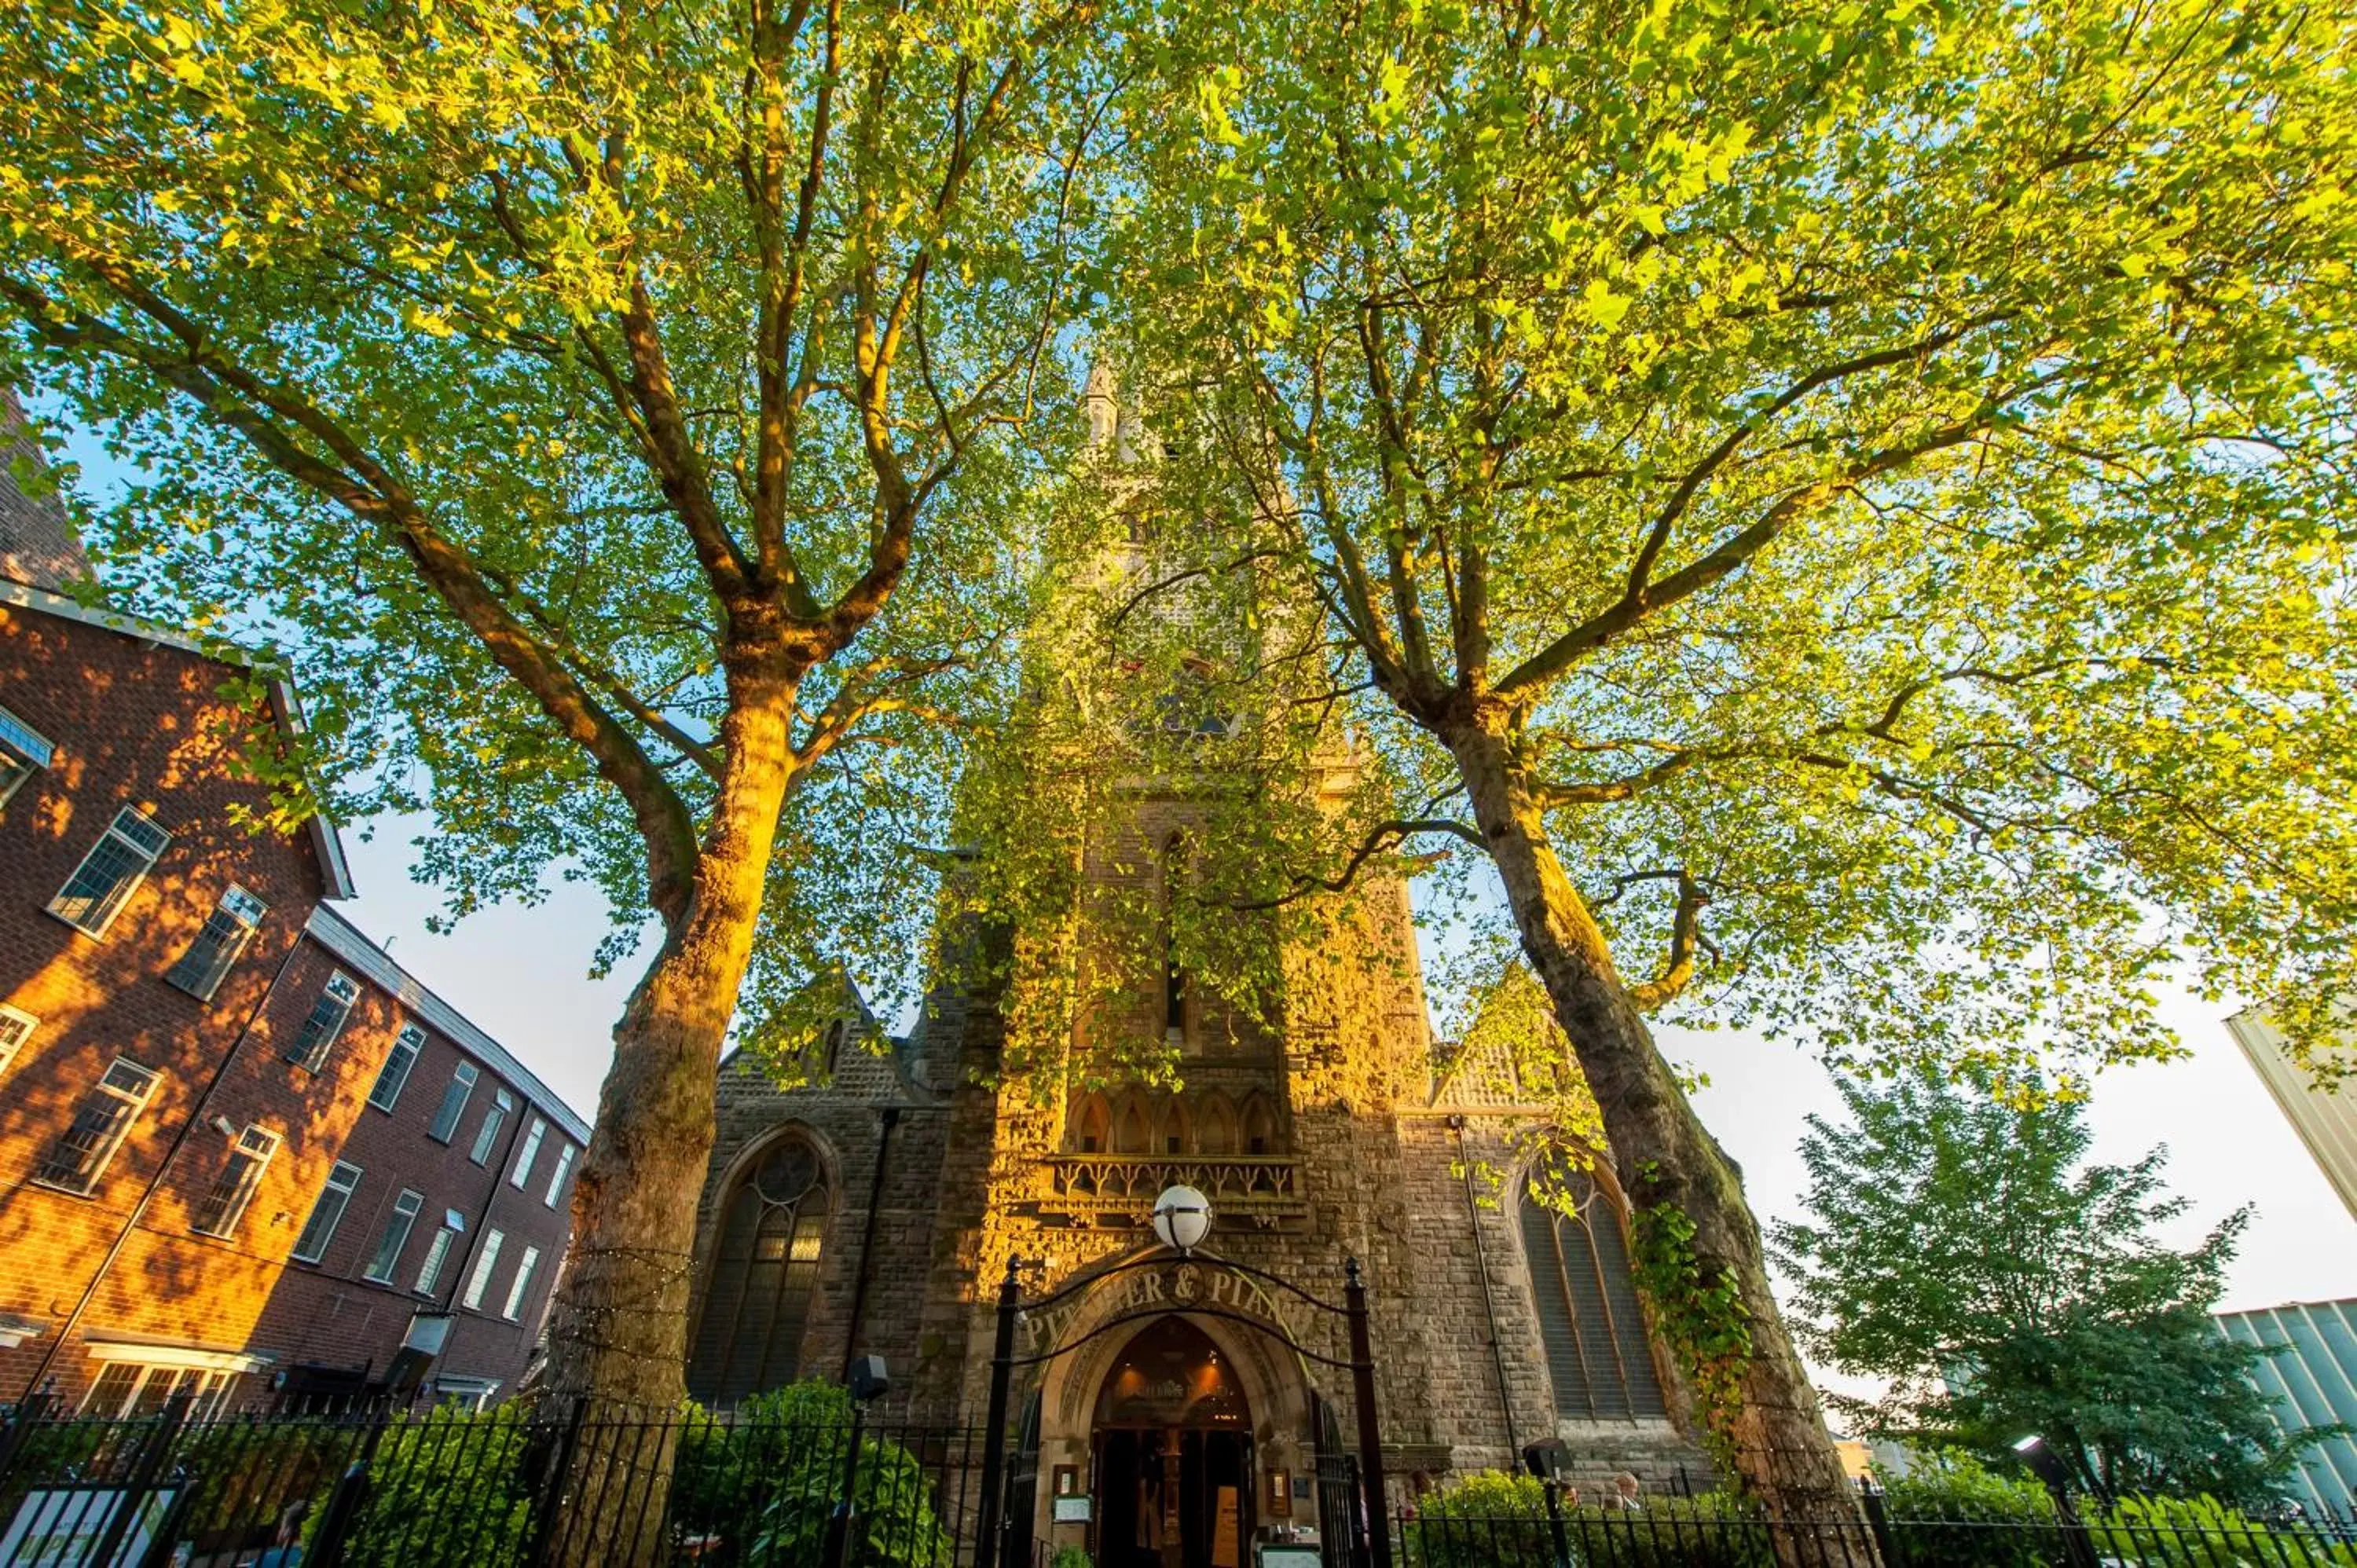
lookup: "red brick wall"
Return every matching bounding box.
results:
[0,602,576,1409]
[247,967,577,1394]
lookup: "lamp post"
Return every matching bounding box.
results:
[1151,1185,1212,1255]
[2013,1435,2100,1568]
[826,1356,890,1568]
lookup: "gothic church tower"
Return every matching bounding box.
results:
[686,369,1706,1566]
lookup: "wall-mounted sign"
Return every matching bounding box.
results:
[1053,1496,1093,1524]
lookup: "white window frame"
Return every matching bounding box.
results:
[430,1375,500,1413]
[544,1143,577,1208]
[509,1117,547,1190]
[34,1057,161,1194]
[287,973,360,1072]
[362,1189,424,1284]
[427,1062,479,1145]
[291,1160,362,1264]
[78,1361,242,1420]
[462,1228,506,1311]
[367,1024,424,1113]
[191,1124,279,1238]
[415,1210,465,1295]
[501,1244,543,1321]
[47,807,171,938]
[0,702,53,813]
[165,884,269,1002]
[0,1005,37,1077]
[468,1087,515,1165]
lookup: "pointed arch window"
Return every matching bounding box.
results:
[687,1138,830,1406]
[1113,1095,1153,1155]
[1521,1163,1668,1422]
[1156,1099,1189,1156]
[1240,1094,1277,1157]
[1197,1094,1236,1156]
[1075,1096,1112,1154]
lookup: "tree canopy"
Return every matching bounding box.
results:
[1107,0,2357,1511]
[1120,0,2357,1080]
[0,0,1111,1036]
[1773,1071,2311,1503]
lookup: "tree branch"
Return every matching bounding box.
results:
[2,270,705,927]
[1628,870,1710,1012]
[1232,818,1482,910]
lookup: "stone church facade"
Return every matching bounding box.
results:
[682,381,1708,1566]
[687,821,1709,1563]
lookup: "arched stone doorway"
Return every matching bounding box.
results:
[1010,1252,1328,1568]
[1091,1317,1253,1568]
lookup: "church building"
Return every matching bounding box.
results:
[680,376,1708,1568]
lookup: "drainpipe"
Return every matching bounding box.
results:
[1449,1115,1520,1459]
[839,1105,900,1379]
[20,920,308,1401]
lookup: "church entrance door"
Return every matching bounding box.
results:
[1090,1317,1254,1568]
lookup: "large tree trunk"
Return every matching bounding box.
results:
[535,666,799,1565]
[1445,716,1864,1562]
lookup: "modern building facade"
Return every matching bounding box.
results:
[2227,1010,2357,1225]
[0,410,586,1413]
[2216,1298,2357,1518]
[678,379,1711,1568]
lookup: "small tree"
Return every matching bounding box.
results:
[1773,1071,2312,1504]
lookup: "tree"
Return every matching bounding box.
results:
[1113,0,2357,1533]
[1773,1071,2311,1504]
[0,0,1111,1547]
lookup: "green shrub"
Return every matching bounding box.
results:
[165,1420,351,1544]
[1404,1471,1772,1568]
[2088,1493,2357,1566]
[673,1383,951,1568]
[334,1405,533,1568]
[1875,1448,2063,1568]
[743,1423,951,1568]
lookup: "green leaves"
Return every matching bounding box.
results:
[1772,1071,2310,1502]
[1113,0,2357,1086]
[0,0,1119,1026]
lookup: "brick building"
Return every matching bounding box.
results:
[0,405,587,1414]
[681,374,1708,1568]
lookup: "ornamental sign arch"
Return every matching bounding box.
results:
[973,1187,1392,1568]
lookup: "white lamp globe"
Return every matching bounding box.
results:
[1151,1185,1213,1253]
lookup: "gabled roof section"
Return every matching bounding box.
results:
[303,903,593,1145]
[0,576,357,900]
[0,389,93,593]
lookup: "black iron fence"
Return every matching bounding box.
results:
[0,1393,2350,1568]
[0,1392,985,1567]
[1397,1486,2357,1568]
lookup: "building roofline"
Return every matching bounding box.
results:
[302,903,593,1145]
[1,577,358,899]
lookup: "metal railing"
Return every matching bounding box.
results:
[1397,1486,2357,1568]
[0,1392,984,1568]
[1040,1154,1307,1223]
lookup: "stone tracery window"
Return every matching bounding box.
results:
[687,1136,830,1406]
[1521,1163,1669,1422]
